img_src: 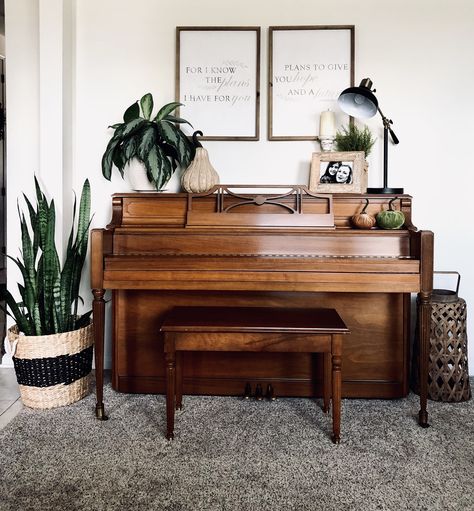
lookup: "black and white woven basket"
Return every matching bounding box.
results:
[8,323,93,409]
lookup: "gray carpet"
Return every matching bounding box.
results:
[0,385,473,511]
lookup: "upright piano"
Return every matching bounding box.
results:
[91,185,433,426]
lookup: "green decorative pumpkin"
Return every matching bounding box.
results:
[376,197,405,229]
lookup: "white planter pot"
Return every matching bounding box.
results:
[125,158,155,191]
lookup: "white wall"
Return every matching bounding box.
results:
[4,0,474,371]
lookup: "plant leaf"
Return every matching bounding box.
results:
[120,118,147,138]
[122,135,139,162]
[174,128,193,167]
[154,102,182,122]
[163,114,193,128]
[123,101,140,123]
[137,125,157,164]
[41,199,61,334]
[101,136,121,180]
[140,93,154,120]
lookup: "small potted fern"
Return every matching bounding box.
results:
[1,177,93,409]
[335,124,376,157]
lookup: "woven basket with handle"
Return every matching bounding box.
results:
[7,322,93,409]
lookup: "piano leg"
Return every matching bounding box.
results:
[331,335,342,444]
[418,292,431,428]
[323,352,331,414]
[176,352,183,410]
[165,348,176,440]
[93,288,108,421]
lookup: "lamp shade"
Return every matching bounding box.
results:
[338,79,378,119]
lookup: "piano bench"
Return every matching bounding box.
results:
[160,306,350,444]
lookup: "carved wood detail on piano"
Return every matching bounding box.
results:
[186,185,334,228]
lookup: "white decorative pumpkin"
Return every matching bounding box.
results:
[181,132,220,193]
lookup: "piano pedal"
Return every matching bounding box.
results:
[243,382,252,400]
[266,383,276,401]
[255,383,264,401]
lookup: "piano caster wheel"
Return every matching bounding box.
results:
[255,383,264,401]
[166,432,174,441]
[331,434,340,444]
[266,383,276,401]
[243,382,252,400]
[322,405,330,414]
[95,403,108,421]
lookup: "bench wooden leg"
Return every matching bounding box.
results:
[176,352,183,410]
[323,352,331,414]
[331,335,342,444]
[165,350,176,440]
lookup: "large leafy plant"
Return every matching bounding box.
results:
[1,178,92,336]
[101,93,194,190]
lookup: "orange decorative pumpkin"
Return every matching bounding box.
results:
[351,198,376,229]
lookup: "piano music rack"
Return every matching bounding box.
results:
[186,185,335,229]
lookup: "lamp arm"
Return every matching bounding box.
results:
[377,106,399,145]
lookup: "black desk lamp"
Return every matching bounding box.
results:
[338,78,403,194]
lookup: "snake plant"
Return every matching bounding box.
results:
[101,92,194,190]
[1,178,92,335]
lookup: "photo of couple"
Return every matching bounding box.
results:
[319,161,353,184]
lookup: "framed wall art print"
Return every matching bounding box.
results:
[268,25,354,140]
[176,27,261,140]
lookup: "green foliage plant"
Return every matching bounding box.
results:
[101,93,194,190]
[1,178,92,336]
[335,123,376,156]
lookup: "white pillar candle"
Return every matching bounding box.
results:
[319,110,336,138]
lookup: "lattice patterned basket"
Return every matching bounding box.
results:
[413,272,471,402]
[7,322,94,409]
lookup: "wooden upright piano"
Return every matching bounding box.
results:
[91,185,433,426]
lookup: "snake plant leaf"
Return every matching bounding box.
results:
[75,309,92,330]
[34,175,46,205]
[60,181,90,330]
[163,114,193,127]
[154,102,182,122]
[0,288,33,335]
[23,194,40,259]
[140,93,154,120]
[123,101,140,123]
[41,200,61,334]
[35,187,51,250]
[19,212,36,314]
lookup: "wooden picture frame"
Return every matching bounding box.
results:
[268,26,354,141]
[176,27,261,141]
[309,151,367,193]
